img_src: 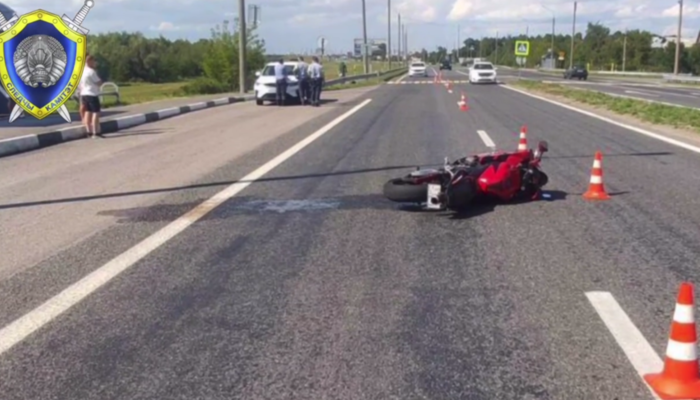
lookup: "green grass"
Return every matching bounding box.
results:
[511,80,700,133]
[65,81,187,111]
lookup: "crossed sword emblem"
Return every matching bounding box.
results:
[0,0,95,123]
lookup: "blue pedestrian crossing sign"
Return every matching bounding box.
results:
[515,40,530,56]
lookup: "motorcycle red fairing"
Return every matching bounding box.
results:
[474,151,533,201]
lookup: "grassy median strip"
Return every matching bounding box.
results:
[511,80,700,133]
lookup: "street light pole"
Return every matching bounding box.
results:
[674,0,683,74]
[238,0,247,94]
[622,29,627,72]
[388,0,391,68]
[362,0,369,74]
[569,1,577,69]
[541,5,556,68]
[397,13,401,63]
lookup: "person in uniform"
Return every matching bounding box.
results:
[307,56,324,107]
[274,59,288,106]
[294,56,309,105]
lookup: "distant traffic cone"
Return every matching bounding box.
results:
[517,125,528,151]
[447,82,453,93]
[644,282,700,399]
[582,151,611,200]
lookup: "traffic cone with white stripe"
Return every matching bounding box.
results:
[582,151,611,200]
[447,81,453,93]
[644,282,700,399]
[517,125,528,151]
[458,92,469,111]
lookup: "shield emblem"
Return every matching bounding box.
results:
[0,9,87,120]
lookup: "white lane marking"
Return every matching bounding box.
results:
[500,84,700,155]
[477,130,496,149]
[586,291,663,400]
[395,73,408,83]
[0,98,374,356]
[625,90,659,97]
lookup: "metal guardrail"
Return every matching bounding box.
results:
[324,67,408,86]
[70,82,121,105]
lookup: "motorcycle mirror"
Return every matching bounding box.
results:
[538,140,549,153]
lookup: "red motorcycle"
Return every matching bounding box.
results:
[383,141,549,210]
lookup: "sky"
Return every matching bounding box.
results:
[2,0,699,54]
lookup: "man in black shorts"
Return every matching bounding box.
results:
[79,55,103,138]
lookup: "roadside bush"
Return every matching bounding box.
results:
[179,77,229,95]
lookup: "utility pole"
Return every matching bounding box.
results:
[397,14,401,64]
[457,24,461,61]
[388,0,391,68]
[622,30,627,72]
[238,0,247,94]
[495,31,499,64]
[404,26,408,64]
[361,0,369,74]
[674,0,683,74]
[569,1,577,69]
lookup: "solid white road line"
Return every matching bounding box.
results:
[500,84,700,155]
[395,73,408,83]
[477,130,496,149]
[0,98,374,356]
[585,291,663,400]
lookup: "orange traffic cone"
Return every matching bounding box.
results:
[644,282,700,399]
[517,125,528,151]
[582,151,611,200]
[458,92,468,111]
[447,82,453,93]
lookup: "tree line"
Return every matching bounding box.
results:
[422,22,700,74]
[86,21,267,94]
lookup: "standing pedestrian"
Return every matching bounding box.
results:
[307,56,324,107]
[274,58,288,106]
[79,54,103,138]
[294,56,309,105]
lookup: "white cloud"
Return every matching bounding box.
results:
[2,0,700,53]
[151,22,178,31]
[447,0,473,21]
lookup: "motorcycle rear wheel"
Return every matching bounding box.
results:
[383,178,429,203]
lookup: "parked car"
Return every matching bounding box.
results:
[439,60,452,71]
[564,65,588,80]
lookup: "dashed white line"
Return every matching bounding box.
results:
[625,90,659,97]
[0,98,374,356]
[477,130,496,149]
[585,291,663,399]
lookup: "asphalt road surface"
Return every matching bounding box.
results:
[497,67,700,109]
[2,69,700,399]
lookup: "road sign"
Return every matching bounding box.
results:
[516,56,526,67]
[515,40,530,56]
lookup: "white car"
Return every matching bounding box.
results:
[254,62,301,105]
[408,61,428,77]
[468,62,498,84]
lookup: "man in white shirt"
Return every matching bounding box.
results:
[273,59,288,106]
[293,56,309,105]
[79,55,103,137]
[307,56,324,107]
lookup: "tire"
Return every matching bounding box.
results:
[383,178,429,203]
[256,99,263,106]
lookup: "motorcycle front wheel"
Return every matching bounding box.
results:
[383,178,429,203]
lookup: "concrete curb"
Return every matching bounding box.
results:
[0,95,255,158]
